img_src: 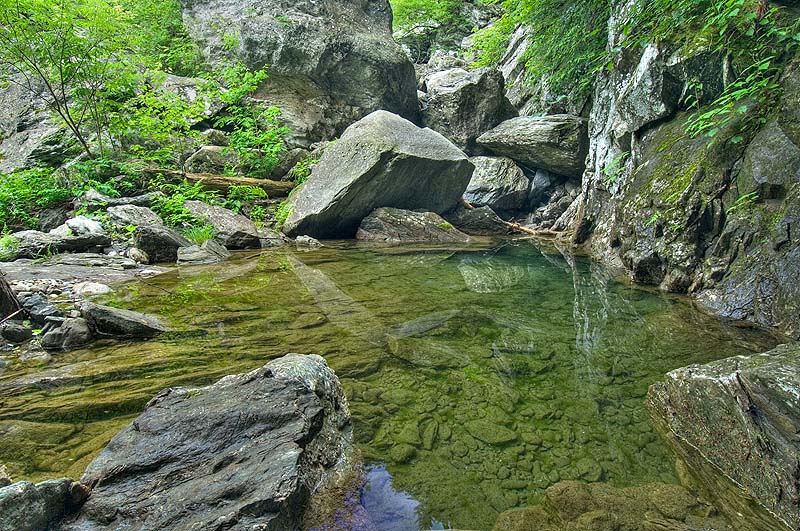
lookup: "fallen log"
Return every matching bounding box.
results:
[149,169,295,198]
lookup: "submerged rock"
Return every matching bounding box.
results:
[648,342,800,531]
[356,208,471,244]
[0,478,89,531]
[0,465,10,487]
[80,302,167,339]
[176,239,231,265]
[283,111,474,239]
[477,115,589,179]
[465,156,530,211]
[60,354,353,531]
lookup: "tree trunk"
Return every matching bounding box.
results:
[149,169,295,198]
[0,273,22,320]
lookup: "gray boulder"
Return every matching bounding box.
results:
[422,67,516,154]
[21,294,64,325]
[132,226,191,263]
[80,302,167,339]
[464,156,530,211]
[356,208,471,244]
[0,478,89,531]
[648,343,800,531]
[106,205,164,228]
[184,201,261,249]
[528,169,557,207]
[7,231,112,261]
[183,145,237,175]
[78,189,164,213]
[41,318,93,351]
[444,205,512,236]
[60,354,353,531]
[737,119,800,200]
[0,321,33,344]
[179,0,418,144]
[477,115,589,179]
[177,239,231,265]
[283,111,474,239]
[64,216,105,236]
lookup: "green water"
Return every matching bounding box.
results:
[0,241,778,530]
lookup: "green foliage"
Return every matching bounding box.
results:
[290,158,319,186]
[182,224,216,244]
[273,200,294,228]
[249,205,268,227]
[224,185,267,213]
[0,168,73,230]
[0,233,20,261]
[149,177,218,228]
[727,191,759,215]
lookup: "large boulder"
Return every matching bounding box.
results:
[183,145,237,175]
[283,111,474,239]
[106,205,164,228]
[40,318,93,351]
[5,230,112,261]
[356,208,471,244]
[477,115,589,179]
[648,343,800,531]
[183,201,264,249]
[464,156,530,211]
[132,225,191,263]
[0,479,89,531]
[179,0,419,144]
[80,302,167,339]
[421,67,516,154]
[60,354,353,531]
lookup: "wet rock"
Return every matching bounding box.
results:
[0,478,89,531]
[422,67,516,153]
[444,205,512,236]
[465,420,517,445]
[72,282,113,297]
[283,111,474,239]
[37,205,72,233]
[176,239,231,265]
[21,294,64,324]
[8,230,112,260]
[80,302,167,339]
[40,318,93,351]
[64,216,105,236]
[459,257,526,293]
[0,322,33,344]
[295,235,323,248]
[106,205,164,228]
[0,464,10,487]
[389,444,416,464]
[183,200,262,249]
[387,336,470,369]
[648,342,800,531]
[356,207,471,244]
[179,0,418,144]
[132,225,191,263]
[61,354,353,531]
[465,156,530,211]
[183,145,237,174]
[477,115,589,179]
[528,169,556,207]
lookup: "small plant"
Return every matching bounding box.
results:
[0,233,20,261]
[273,200,294,228]
[0,167,74,230]
[182,224,216,244]
[224,184,267,213]
[437,221,455,230]
[249,204,268,227]
[726,191,760,215]
[602,151,630,185]
[290,157,319,186]
[150,177,219,228]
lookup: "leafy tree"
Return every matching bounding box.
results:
[0,0,137,157]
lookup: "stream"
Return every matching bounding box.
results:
[0,241,779,530]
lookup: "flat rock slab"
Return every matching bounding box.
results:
[8,231,112,260]
[465,420,517,445]
[59,354,353,531]
[356,207,471,244]
[647,343,800,531]
[283,110,474,239]
[1,254,168,287]
[80,302,167,339]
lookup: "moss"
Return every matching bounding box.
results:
[438,221,455,230]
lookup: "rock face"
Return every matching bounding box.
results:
[80,302,167,339]
[179,0,419,144]
[184,200,263,249]
[647,343,800,531]
[0,479,89,531]
[61,354,353,531]
[465,156,530,212]
[283,111,474,239]
[421,67,516,153]
[356,208,471,243]
[477,115,589,178]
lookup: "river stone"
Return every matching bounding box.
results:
[0,479,89,531]
[465,420,517,445]
[0,321,33,344]
[477,115,589,179]
[422,67,516,154]
[177,239,231,265]
[106,205,164,227]
[356,208,471,244]
[132,225,191,263]
[387,336,470,369]
[60,354,353,531]
[184,200,261,249]
[465,156,530,211]
[41,318,93,351]
[179,0,418,144]
[647,343,800,531]
[443,205,512,236]
[283,111,474,239]
[80,302,167,339]
[21,294,64,324]
[8,230,112,261]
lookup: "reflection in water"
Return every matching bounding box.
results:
[0,241,780,530]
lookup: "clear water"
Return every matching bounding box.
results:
[0,241,778,530]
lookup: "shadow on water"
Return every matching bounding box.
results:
[0,240,780,530]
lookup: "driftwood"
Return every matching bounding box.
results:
[150,169,295,198]
[0,272,22,320]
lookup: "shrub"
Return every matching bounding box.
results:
[0,167,74,230]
